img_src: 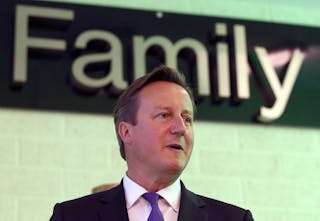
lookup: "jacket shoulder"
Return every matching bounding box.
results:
[50,185,123,221]
[183,189,254,221]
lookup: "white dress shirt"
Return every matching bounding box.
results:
[123,174,181,221]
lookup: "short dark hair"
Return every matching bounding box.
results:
[113,65,195,160]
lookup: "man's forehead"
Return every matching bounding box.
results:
[136,81,194,110]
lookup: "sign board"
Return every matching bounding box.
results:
[1,0,320,127]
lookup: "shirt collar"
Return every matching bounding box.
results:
[123,173,181,212]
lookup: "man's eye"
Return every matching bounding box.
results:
[184,116,193,125]
[157,113,169,118]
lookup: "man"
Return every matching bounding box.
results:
[50,65,254,221]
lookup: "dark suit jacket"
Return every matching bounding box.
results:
[50,182,254,221]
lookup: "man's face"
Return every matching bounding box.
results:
[126,81,194,178]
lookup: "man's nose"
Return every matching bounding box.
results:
[170,115,186,136]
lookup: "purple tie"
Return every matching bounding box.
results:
[143,192,164,221]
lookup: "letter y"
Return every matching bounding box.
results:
[252,47,305,122]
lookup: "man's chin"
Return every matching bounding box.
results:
[164,162,187,176]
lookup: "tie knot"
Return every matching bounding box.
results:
[142,192,160,205]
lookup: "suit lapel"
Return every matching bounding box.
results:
[97,183,129,221]
[178,182,208,221]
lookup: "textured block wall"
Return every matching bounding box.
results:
[1,0,320,221]
[0,109,126,221]
[1,108,319,221]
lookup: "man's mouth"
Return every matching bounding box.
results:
[167,144,183,150]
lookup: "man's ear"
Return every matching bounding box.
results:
[118,122,133,145]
